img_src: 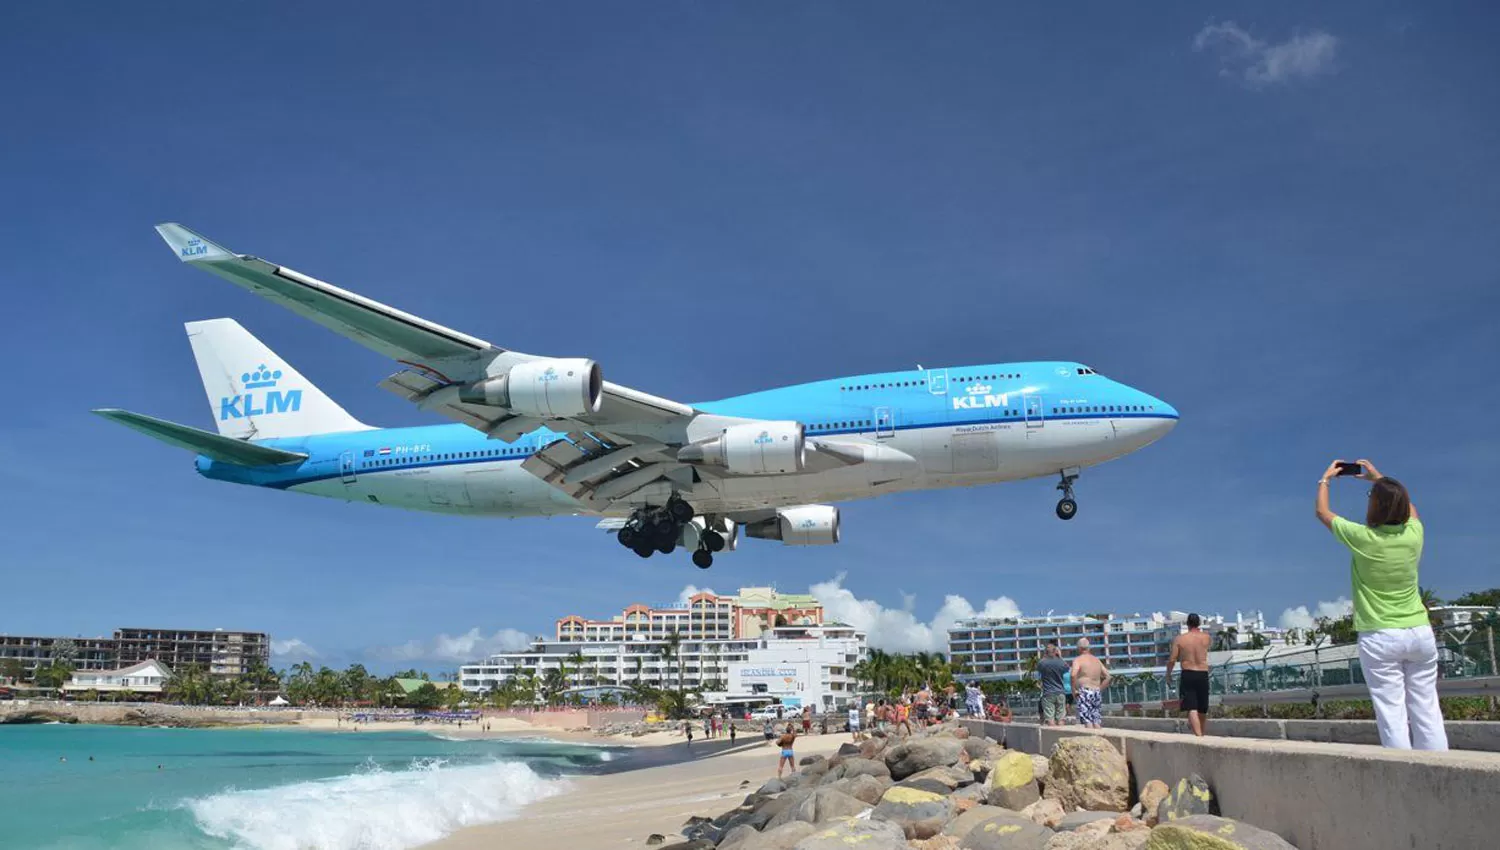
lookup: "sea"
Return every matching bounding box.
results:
[0,724,618,850]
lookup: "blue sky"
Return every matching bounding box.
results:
[2,3,1496,671]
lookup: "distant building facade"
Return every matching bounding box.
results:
[113,628,270,677]
[0,627,269,681]
[64,660,171,695]
[460,623,865,712]
[949,611,1225,679]
[555,586,823,643]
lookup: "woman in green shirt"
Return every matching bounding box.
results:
[1316,459,1448,750]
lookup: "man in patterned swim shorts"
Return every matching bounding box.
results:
[1070,638,1111,728]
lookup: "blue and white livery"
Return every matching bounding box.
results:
[95,224,1179,569]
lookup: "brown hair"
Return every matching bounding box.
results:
[1366,477,1412,527]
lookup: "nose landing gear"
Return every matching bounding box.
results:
[1055,469,1080,520]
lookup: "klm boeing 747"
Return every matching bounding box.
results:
[95,224,1179,569]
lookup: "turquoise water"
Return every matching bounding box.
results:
[0,725,615,850]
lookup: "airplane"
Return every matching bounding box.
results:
[95,224,1179,569]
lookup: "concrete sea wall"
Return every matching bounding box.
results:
[964,720,1500,850]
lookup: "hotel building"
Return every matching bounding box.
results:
[949,611,1225,679]
[0,627,269,681]
[460,587,866,711]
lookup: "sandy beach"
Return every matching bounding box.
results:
[424,730,855,850]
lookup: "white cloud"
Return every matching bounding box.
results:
[678,584,717,605]
[1193,21,1339,87]
[270,638,320,659]
[809,573,1021,653]
[369,627,532,665]
[1278,597,1354,630]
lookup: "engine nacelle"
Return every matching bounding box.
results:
[745,505,840,546]
[678,421,805,475]
[459,358,603,418]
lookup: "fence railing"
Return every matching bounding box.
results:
[1103,620,1498,706]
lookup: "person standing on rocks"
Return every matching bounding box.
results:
[1166,612,1213,736]
[1317,459,1449,751]
[1037,643,1070,727]
[1070,638,1110,729]
[776,724,799,779]
[847,702,862,741]
[964,681,984,718]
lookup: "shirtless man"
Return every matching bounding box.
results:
[1070,638,1111,728]
[1166,612,1212,736]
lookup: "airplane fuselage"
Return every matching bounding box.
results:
[197,360,1177,518]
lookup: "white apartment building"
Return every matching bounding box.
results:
[460,623,867,712]
[62,659,171,695]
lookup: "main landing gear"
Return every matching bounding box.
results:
[1055,469,1080,521]
[615,496,726,568]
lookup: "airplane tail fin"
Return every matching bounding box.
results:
[185,318,372,440]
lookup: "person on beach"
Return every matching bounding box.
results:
[1037,644,1069,727]
[684,720,694,745]
[1166,612,1212,736]
[865,700,875,732]
[729,721,737,744]
[1317,459,1448,750]
[1070,638,1110,728]
[896,699,913,736]
[964,682,984,718]
[762,718,775,742]
[847,702,862,740]
[776,725,799,779]
[801,707,812,735]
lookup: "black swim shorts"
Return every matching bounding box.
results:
[1179,670,1210,714]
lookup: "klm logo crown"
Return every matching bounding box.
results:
[181,238,208,258]
[242,364,283,389]
[753,431,775,445]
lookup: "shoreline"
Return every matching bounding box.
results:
[422,730,857,849]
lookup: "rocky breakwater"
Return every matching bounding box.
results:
[0,702,299,728]
[666,723,1311,850]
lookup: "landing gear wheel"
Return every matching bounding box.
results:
[618,527,639,548]
[702,531,725,552]
[1054,469,1080,521]
[657,540,676,555]
[692,549,714,569]
[668,499,695,524]
[1056,498,1078,520]
[633,544,654,559]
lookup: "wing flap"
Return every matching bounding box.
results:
[93,409,308,467]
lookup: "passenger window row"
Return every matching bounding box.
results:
[363,448,526,469]
[810,420,872,432]
[1048,405,1155,415]
[840,372,1020,392]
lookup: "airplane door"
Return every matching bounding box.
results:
[927,369,948,396]
[339,451,357,484]
[874,407,895,439]
[1024,395,1045,429]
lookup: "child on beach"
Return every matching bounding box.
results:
[729,722,737,744]
[776,726,799,779]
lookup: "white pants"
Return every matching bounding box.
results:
[1357,625,1449,751]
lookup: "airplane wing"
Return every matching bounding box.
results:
[152,223,736,510]
[93,409,309,467]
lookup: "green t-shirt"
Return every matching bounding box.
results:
[1330,516,1428,632]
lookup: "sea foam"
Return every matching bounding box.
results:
[187,758,564,850]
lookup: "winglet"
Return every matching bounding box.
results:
[155,222,235,263]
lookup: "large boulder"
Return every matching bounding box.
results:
[1144,815,1298,850]
[791,816,907,850]
[1020,799,1066,829]
[836,742,862,757]
[1042,737,1128,813]
[764,788,870,830]
[1138,780,1170,827]
[828,756,892,782]
[908,764,977,789]
[871,786,958,840]
[1048,832,1149,850]
[958,811,1055,850]
[1155,775,1214,824]
[822,773,889,805]
[859,737,888,760]
[952,782,991,806]
[885,737,966,780]
[986,751,1041,810]
[963,738,1002,761]
[720,821,819,850]
[1055,811,1119,832]
[1030,755,1050,785]
[902,778,960,797]
[943,806,1025,841]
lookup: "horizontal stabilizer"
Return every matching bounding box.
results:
[92,409,308,467]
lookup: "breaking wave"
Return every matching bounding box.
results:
[187,757,564,850]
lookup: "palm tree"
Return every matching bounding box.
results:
[662,630,685,693]
[1419,587,1444,630]
[566,651,587,688]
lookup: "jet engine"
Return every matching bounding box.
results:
[459,358,603,418]
[677,421,805,475]
[745,505,840,545]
